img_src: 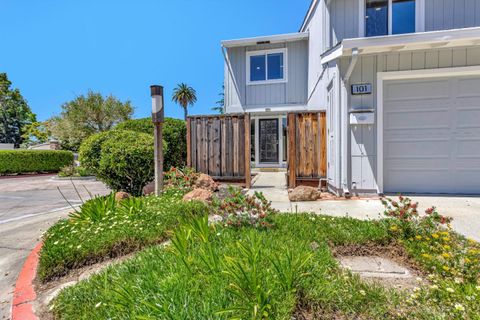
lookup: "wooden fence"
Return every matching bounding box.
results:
[187,114,251,188]
[287,112,327,188]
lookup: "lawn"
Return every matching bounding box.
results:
[49,205,480,319]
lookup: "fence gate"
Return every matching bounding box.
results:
[287,112,327,188]
[187,114,251,188]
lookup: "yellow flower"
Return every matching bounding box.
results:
[432,234,439,239]
[442,237,451,242]
[465,257,471,263]
[390,225,398,231]
[422,253,432,259]
[443,245,451,250]
[443,266,450,271]
[440,231,449,236]
[415,235,423,240]
[425,237,431,241]
[442,253,451,259]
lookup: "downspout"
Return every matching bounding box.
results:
[221,45,244,112]
[340,47,359,197]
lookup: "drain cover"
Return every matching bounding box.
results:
[338,256,412,279]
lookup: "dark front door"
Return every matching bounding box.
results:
[259,119,279,163]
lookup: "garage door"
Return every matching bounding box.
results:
[383,75,480,194]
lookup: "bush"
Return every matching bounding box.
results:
[0,150,73,175]
[116,117,187,169]
[85,130,156,195]
[58,165,92,177]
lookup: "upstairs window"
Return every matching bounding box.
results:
[365,0,416,37]
[247,49,286,85]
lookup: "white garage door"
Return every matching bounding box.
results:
[383,75,480,194]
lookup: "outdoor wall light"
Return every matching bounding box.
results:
[150,85,164,195]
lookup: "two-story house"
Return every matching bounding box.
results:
[222,0,480,196]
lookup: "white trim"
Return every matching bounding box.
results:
[253,115,287,168]
[246,48,288,86]
[322,26,480,59]
[376,65,480,193]
[222,32,308,48]
[358,0,365,38]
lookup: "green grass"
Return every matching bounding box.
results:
[38,189,208,281]
[45,194,480,319]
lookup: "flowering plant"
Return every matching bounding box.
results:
[164,167,200,192]
[212,186,277,229]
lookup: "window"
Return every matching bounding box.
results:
[247,49,286,84]
[365,0,416,37]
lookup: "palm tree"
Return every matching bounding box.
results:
[172,83,197,121]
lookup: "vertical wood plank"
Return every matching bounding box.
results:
[238,116,245,177]
[226,117,233,176]
[320,112,327,177]
[233,117,239,176]
[221,117,227,176]
[288,113,296,188]
[244,113,251,188]
[186,118,191,167]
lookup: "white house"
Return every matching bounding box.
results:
[222,0,480,196]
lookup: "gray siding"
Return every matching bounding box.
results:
[328,0,359,46]
[341,46,480,191]
[224,40,308,113]
[425,0,480,31]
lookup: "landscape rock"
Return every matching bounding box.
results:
[194,173,219,192]
[142,181,155,195]
[183,188,213,203]
[115,191,131,201]
[288,186,321,202]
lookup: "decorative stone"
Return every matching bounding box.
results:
[183,188,213,203]
[194,173,219,192]
[142,181,155,195]
[288,186,321,202]
[338,256,412,279]
[115,191,131,201]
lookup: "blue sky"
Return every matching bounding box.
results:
[0,0,310,121]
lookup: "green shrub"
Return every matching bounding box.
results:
[58,165,92,177]
[116,117,187,169]
[0,150,73,175]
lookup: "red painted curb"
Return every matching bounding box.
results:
[11,241,43,320]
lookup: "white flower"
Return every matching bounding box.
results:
[454,278,462,284]
[76,245,82,249]
[415,277,422,282]
[476,286,480,291]
[454,303,465,312]
[54,241,59,245]
[430,285,439,290]
[446,287,455,293]
[95,302,102,308]
[359,290,366,296]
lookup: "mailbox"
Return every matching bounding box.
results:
[349,108,375,125]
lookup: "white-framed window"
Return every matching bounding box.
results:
[360,0,425,37]
[246,48,287,85]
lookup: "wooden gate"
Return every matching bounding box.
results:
[187,114,251,188]
[287,112,327,188]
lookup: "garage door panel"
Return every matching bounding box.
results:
[383,75,480,194]
[385,80,450,100]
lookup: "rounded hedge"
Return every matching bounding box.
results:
[115,117,186,169]
[0,150,74,175]
[79,130,166,196]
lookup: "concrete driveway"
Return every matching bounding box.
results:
[0,175,109,320]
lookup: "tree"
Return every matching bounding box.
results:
[211,85,225,114]
[21,121,52,147]
[172,83,197,120]
[0,73,36,147]
[49,91,133,151]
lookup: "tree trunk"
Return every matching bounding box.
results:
[184,107,188,121]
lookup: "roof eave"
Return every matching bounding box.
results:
[221,32,309,48]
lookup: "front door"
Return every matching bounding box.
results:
[259,119,279,163]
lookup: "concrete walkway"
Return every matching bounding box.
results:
[249,172,480,242]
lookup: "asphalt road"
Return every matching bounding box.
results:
[0,175,109,320]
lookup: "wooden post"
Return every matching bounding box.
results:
[151,85,164,196]
[186,117,191,167]
[320,112,327,177]
[244,113,251,189]
[287,113,296,188]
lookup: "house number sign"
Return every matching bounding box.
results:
[351,83,372,95]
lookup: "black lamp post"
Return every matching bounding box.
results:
[151,85,164,196]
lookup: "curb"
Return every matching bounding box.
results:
[11,242,43,320]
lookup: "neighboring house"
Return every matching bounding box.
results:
[28,140,60,150]
[222,0,480,195]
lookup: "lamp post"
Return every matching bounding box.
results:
[151,85,164,196]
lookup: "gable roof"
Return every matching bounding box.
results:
[300,0,320,32]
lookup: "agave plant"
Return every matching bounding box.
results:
[68,193,117,223]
